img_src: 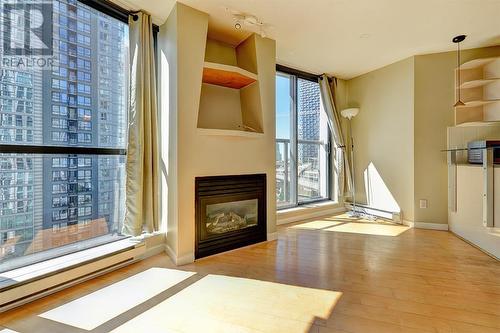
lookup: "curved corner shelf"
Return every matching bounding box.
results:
[459,78,500,89]
[456,120,500,127]
[459,57,500,70]
[202,62,257,89]
[455,99,500,108]
[197,128,264,138]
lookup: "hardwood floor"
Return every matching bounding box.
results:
[1,214,499,333]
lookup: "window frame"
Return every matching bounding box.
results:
[276,64,332,209]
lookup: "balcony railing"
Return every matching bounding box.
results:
[276,138,329,207]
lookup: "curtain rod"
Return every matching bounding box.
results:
[78,1,158,30]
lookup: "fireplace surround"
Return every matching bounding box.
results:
[195,174,267,259]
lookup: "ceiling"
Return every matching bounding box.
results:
[117,0,500,79]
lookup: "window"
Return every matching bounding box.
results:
[0,0,130,273]
[275,67,331,208]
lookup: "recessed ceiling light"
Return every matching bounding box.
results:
[360,33,370,39]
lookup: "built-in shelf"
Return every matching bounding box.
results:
[202,62,257,89]
[197,35,264,135]
[459,78,500,89]
[454,56,500,125]
[197,128,264,138]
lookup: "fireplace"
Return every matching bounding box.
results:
[195,174,267,259]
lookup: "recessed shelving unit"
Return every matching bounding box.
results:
[197,35,264,137]
[454,56,500,125]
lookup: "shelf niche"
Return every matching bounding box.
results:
[197,35,264,135]
[455,57,500,125]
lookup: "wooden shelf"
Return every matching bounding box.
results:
[197,128,264,138]
[459,78,500,89]
[202,62,257,89]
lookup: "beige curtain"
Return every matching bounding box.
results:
[318,74,353,199]
[123,11,159,236]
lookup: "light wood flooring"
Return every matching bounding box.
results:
[1,214,499,333]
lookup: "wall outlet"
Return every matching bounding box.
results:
[419,199,428,209]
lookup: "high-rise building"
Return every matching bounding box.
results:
[0,0,128,269]
[297,78,321,160]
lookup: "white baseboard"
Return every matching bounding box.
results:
[165,244,194,266]
[267,232,278,241]
[277,205,345,225]
[404,220,448,230]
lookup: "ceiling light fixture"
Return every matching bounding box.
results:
[231,12,269,38]
[453,34,466,107]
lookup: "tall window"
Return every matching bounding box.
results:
[276,67,330,208]
[0,0,129,272]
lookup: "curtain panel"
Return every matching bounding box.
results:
[318,74,353,199]
[123,11,159,236]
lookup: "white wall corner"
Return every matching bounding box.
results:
[165,245,194,266]
[164,243,176,262]
[267,232,278,241]
[402,220,415,228]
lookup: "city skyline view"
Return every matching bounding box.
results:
[275,72,330,208]
[0,0,129,272]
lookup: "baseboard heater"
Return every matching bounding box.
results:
[0,243,145,313]
[344,202,402,223]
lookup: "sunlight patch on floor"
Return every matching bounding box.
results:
[291,217,410,237]
[39,268,195,330]
[324,221,409,236]
[111,274,342,333]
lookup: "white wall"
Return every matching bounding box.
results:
[158,5,179,258]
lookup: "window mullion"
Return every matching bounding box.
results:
[291,75,298,206]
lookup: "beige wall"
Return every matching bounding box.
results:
[346,57,415,221]
[159,3,277,264]
[346,45,500,225]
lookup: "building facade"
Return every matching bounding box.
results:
[0,0,127,268]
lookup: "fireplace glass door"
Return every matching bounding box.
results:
[206,199,258,235]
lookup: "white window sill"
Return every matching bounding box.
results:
[0,238,139,292]
[277,200,345,225]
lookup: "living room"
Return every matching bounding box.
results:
[0,0,498,332]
